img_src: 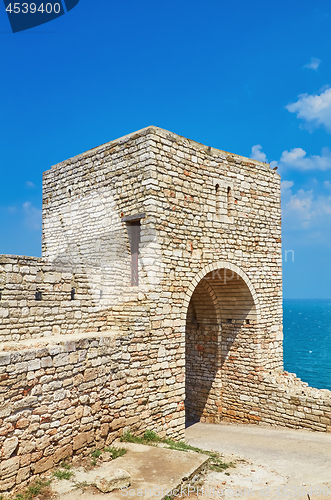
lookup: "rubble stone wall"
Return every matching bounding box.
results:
[0,255,113,342]
[0,333,185,492]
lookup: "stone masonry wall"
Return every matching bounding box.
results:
[0,333,185,493]
[0,255,114,342]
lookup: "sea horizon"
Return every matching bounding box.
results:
[283,298,331,391]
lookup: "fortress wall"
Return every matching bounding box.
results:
[0,255,116,342]
[0,332,185,492]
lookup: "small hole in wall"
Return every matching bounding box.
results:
[71,288,75,300]
[0,290,2,300]
[100,290,103,299]
[245,319,250,325]
[68,189,72,197]
[35,291,42,301]
[215,183,220,193]
[226,318,232,323]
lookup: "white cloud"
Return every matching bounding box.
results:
[250,144,268,162]
[251,144,331,173]
[281,180,294,191]
[23,202,42,230]
[281,181,331,231]
[324,180,331,191]
[25,181,35,188]
[279,147,331,171]
[286,87,331,132]
[303,57,321,71]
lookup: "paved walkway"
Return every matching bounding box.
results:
[186,422,331,499]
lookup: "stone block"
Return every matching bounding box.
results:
[2,436,18,459]
[0,354,11,366]
[34,456,53,474]
[16,466,30,484]
[73,431,94,451]
[95,469,130,493]
[53,444,73,464]
[0,477,15,492]
[53,353,69,367]
[0,456,19,479]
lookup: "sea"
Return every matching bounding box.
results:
[283,299,331,391]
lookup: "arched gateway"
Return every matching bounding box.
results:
[183,262,259,423]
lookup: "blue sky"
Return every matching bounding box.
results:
[0,0,330,298]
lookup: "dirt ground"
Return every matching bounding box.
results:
[186,421,331,500]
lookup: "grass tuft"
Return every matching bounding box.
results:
[104,446,127,459]
[60,460,71,470]
[91,446,127,465]
[11,480,51,500]
[52,469,74,480]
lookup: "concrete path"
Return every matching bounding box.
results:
[186,422,331,499]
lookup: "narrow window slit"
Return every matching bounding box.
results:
[227,186,233,217]
[127,221,141,286]
[215,183,220,215]
[35,291,42,301]
[71,288,76,300]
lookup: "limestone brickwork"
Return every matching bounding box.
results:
[0,126,330,492]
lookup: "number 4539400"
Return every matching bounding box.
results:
[6,3,61,13]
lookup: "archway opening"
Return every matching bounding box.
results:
[185,267,257,425]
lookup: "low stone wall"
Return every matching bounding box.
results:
[211,370,331,432]
[0,333,185,493]
[260,371,331,431]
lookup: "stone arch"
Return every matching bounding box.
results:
[184,262,260,424]
[189,278,222,325]
[181,261,260,327]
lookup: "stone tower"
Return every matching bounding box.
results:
[0,127,330,493]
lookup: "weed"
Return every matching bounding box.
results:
[120,431,145,444]
[91,448,102,465]
[12,480,51,500]
[104,446,127,459]
[163,439,202,453]
[143,430,160,442]
[53,469,73,480]
[60,460,71,470]
[91,449,102,459]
